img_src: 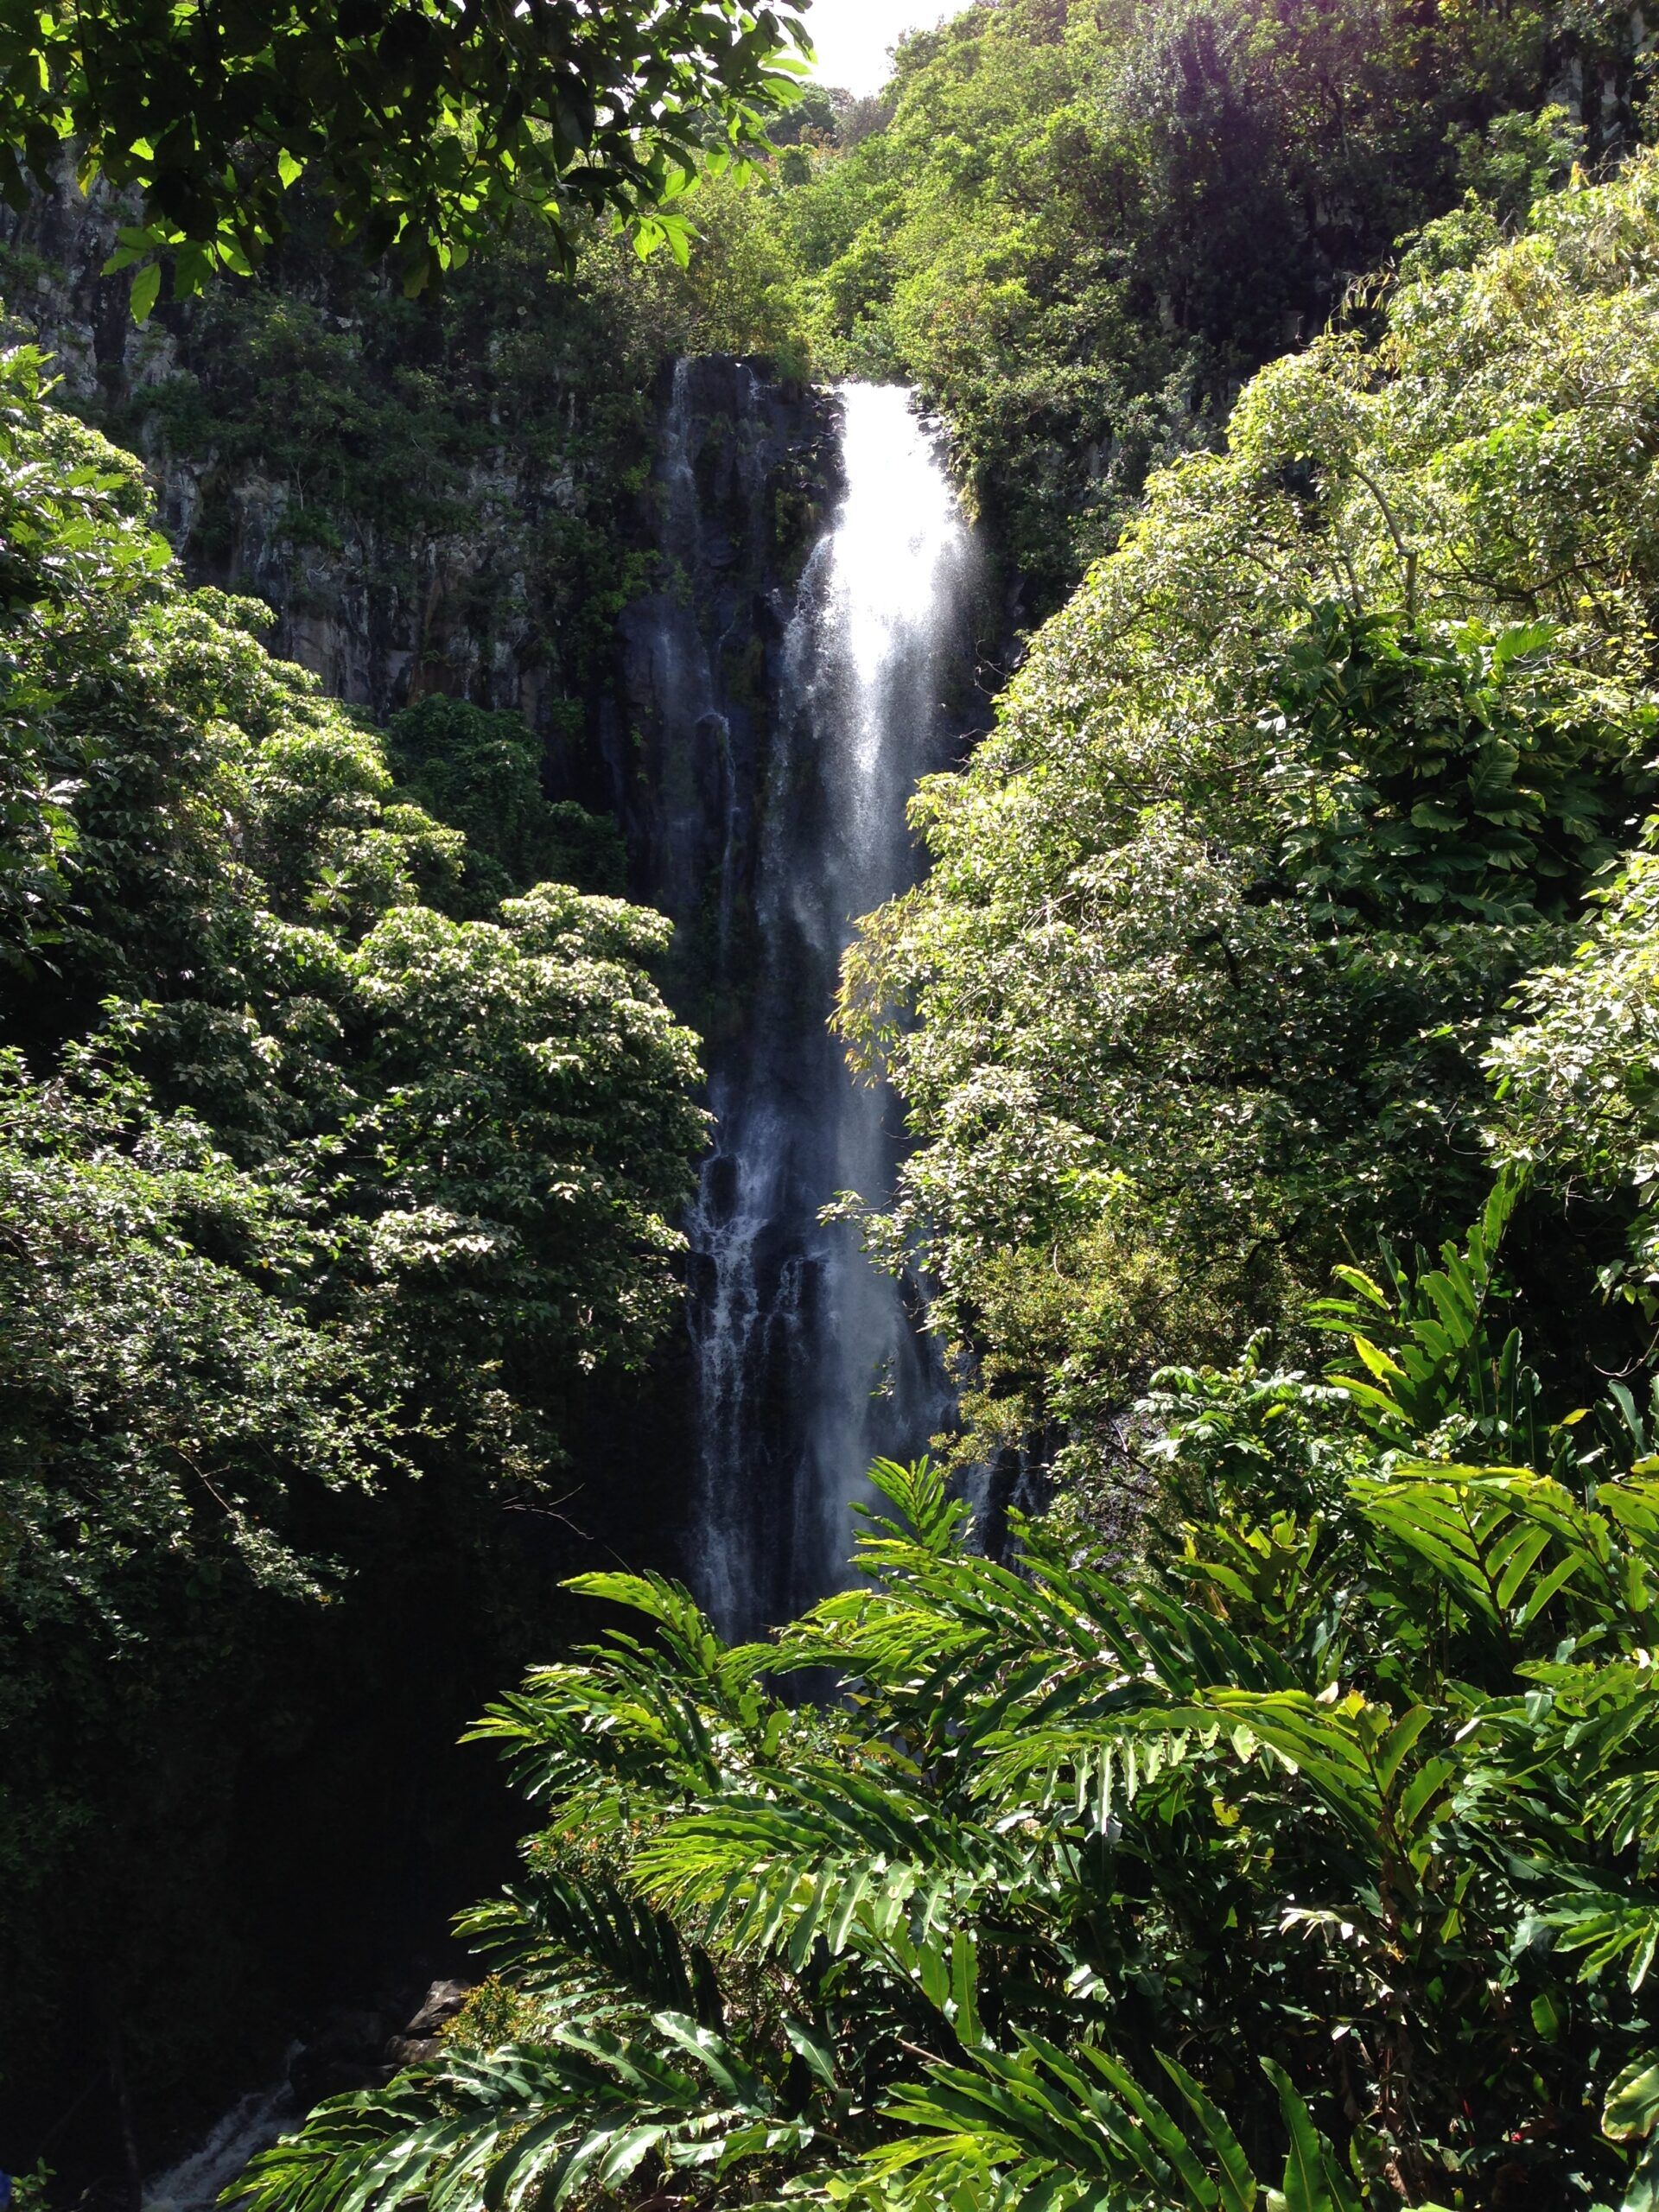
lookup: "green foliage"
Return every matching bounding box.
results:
[934,1216,1238,1497]
[774,0,1611,608]
[1266,606,1642,925]
[1490,821,1659,1301]
[0,0,810,306]
[0,1046,390,1637]
[3,2165,52,2212]
[836,151,1659,1480]
[0,338,706,2125]
[386,694,626,910]
[242,1182,1659,2209]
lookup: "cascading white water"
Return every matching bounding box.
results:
[687,384,976,1636]
[141,2081,297,2209]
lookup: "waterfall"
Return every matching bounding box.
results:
[141,2081,297,2209]
[683,381,976,1637]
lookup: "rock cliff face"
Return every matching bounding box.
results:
[0,174,682,802]
[0,176,851,965]
[607,354,838,1020]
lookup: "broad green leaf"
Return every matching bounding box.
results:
[129,260,162,321]
[1606,2060,1659,2143]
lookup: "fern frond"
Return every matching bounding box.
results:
[456,1870,712,2020]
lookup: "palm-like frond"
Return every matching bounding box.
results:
[239,1203,1659,2212]
[457,1869,715,2021]
[467,1571,786,1811]
[868,2039,1361,2212]
[239,2018,813,2212]
[1545,1886,1659,1991]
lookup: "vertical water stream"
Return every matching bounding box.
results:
[683,382,976,1636]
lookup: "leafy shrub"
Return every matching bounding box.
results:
[242,1176,1659,2210]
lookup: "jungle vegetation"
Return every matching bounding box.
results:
[8,0,1659,2204]
[0,0,810,304]
[766,0,1637,609]
[837,152,1659,1501]
[243,1289,1659,2210]
[0,343,706,2154]
[241,73,1659,2212]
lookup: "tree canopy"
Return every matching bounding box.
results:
[0,338,707,2136]
[836,151,1659,1489]
[765,0,1607,609]
[0,0,810,306]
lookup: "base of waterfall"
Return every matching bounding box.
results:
[140,1980,470,2208]
[142,2087,297,2212]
